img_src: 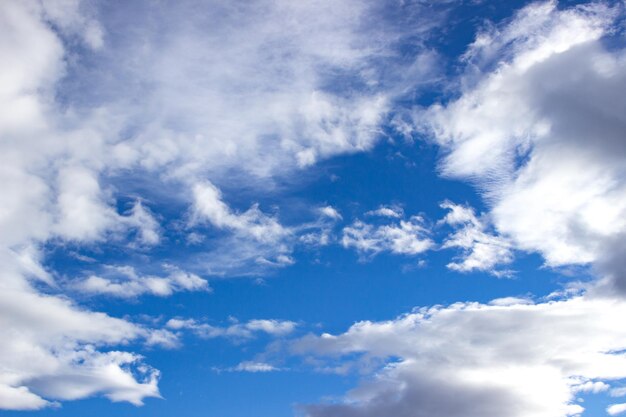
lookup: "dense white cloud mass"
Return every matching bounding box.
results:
[440,201,514,276]
[342,216,433,257]
[294,294,626,417]
[417,0,626,290]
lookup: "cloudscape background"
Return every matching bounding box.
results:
[1,0,626,416]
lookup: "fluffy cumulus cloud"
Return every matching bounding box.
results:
[416,0,626,290]
[294,294,626,417]
[440,201,514,276]
[342,215,433,257]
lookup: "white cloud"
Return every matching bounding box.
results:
[0,2,166,409]
[57,0,442,185]
[294,294,626,417]
[298,206,343,247]
[245,319,298,336]
[74,265,209,298]
[416,1,626,290]
[0,0,443,267]
[192,183,351,273]
[0,251,166,410]
[0,0,453,410]
[611,387,626,397]
[166,318,297,341]
[319,206,343,221]
[0,384,51,411]
[572,380,609,394]
[440,201,514,276]
[608,403,626,416]
[488,296,532,307]
[124,201,161,247]
[365,205,404,218]
[231,361,279,373]
[191,181,297,274]
[192,181,290,244]
[342,216,433,257]
[53,166,120,242]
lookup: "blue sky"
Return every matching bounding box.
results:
[1,1,626,416]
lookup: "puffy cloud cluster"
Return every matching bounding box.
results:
[440,201,513,276]
[294,294,626,417]
[5,0,626,413]
[342,216,433,257]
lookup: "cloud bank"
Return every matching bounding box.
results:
[295,294,626,417]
